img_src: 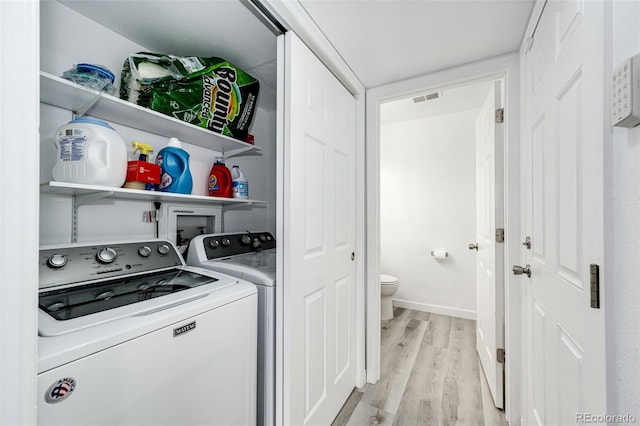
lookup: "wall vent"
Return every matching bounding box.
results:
[412,92,442,103]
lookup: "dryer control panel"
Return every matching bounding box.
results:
[39,240,183,289]
[203,232,276,260]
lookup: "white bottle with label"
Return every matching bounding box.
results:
[52,116,128,187]
[231,165,249,199]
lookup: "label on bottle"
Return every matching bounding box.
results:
[208,174,219,191]
[233,181,248,198]
[57,128,87,162]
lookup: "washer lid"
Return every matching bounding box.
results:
[198,250,276,287]
[380,274,399,285]
[39,268,219,321]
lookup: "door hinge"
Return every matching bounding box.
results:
[495,108,504,123]
[496,228,505,243]
[497,348,505,363]
[590,264,600,309]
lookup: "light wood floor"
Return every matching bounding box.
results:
[332,308,508,426]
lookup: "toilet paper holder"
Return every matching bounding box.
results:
[430,250,449,258]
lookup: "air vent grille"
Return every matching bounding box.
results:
[412,92,442,103]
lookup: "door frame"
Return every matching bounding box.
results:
[365,53,521,423]
[261,1,367,425]
[0,1,40,424]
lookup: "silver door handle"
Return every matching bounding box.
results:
[512,264,531,278]
[468,243,478,251]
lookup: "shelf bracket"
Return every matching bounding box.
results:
[71,190,114,242]
[75,190,114,206]
[223,145,257,161]
[72,91,103,119]
[72,195,79,243]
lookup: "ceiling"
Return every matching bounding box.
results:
[299,0,535,88]
[380,80,493,125]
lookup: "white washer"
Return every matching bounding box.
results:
[37,239,257,426]
[187,231,275,426]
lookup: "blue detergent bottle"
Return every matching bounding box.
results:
[155,137,193,194]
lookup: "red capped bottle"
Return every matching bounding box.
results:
[208,157,233,198]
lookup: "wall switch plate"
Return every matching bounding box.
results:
[611,53,640,128]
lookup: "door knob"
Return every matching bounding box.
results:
[512,264,531,278]
[468,243,478,251]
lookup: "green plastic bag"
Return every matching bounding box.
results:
[120,52,259,142]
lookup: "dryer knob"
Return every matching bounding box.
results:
[47,254,68,269]
[138,246,152,257]
[96,248,117,264]
[158,244,171,255]
[241,235,251,245]
[221,238,231,247]
[209,239,220,248]
[260,234,267,242]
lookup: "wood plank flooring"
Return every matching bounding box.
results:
[332,308,508,426]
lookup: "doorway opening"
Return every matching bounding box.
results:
[364,53,521,423]
[379,76,505,408]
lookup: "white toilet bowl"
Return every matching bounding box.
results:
[380,274,400,320]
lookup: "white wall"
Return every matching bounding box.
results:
[39,1,276,245]
[609,0,640,419]
[380,109,478,318]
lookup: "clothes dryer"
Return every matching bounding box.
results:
[187,231,275,426]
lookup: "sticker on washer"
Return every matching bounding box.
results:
[174,321,196,337]
[45,377,76,404]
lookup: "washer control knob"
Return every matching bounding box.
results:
[221,238,231,247]
[96,247,118,264]
[47,254,68,269]
[260,234,267,242]
[158,244,171,255]
[209,239,220,248]
[241,235,252,245]
[138,246,152,257]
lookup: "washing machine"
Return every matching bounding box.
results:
[187,231,276,426]
[37,239,257,426]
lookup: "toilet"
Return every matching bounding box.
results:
[380,274,400,320]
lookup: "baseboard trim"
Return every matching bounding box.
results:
[392,299,477,320]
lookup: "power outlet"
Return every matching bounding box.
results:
[611,53,640,128]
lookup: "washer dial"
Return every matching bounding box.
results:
[138,246,152,257]
[47,254,68,269]
[96,247,118,264]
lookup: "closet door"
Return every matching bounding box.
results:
[280,31,357,426]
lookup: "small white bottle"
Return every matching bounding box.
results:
[231,165,249,199]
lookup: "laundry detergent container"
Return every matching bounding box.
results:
[52,117,128,187]
[380,274,400,320]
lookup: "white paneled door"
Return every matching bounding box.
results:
[475,81,505,409]
[282,32,357,426]
[522,1,606,424]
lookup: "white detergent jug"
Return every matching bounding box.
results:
[231,165,249,199]
[52,117,128,187]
